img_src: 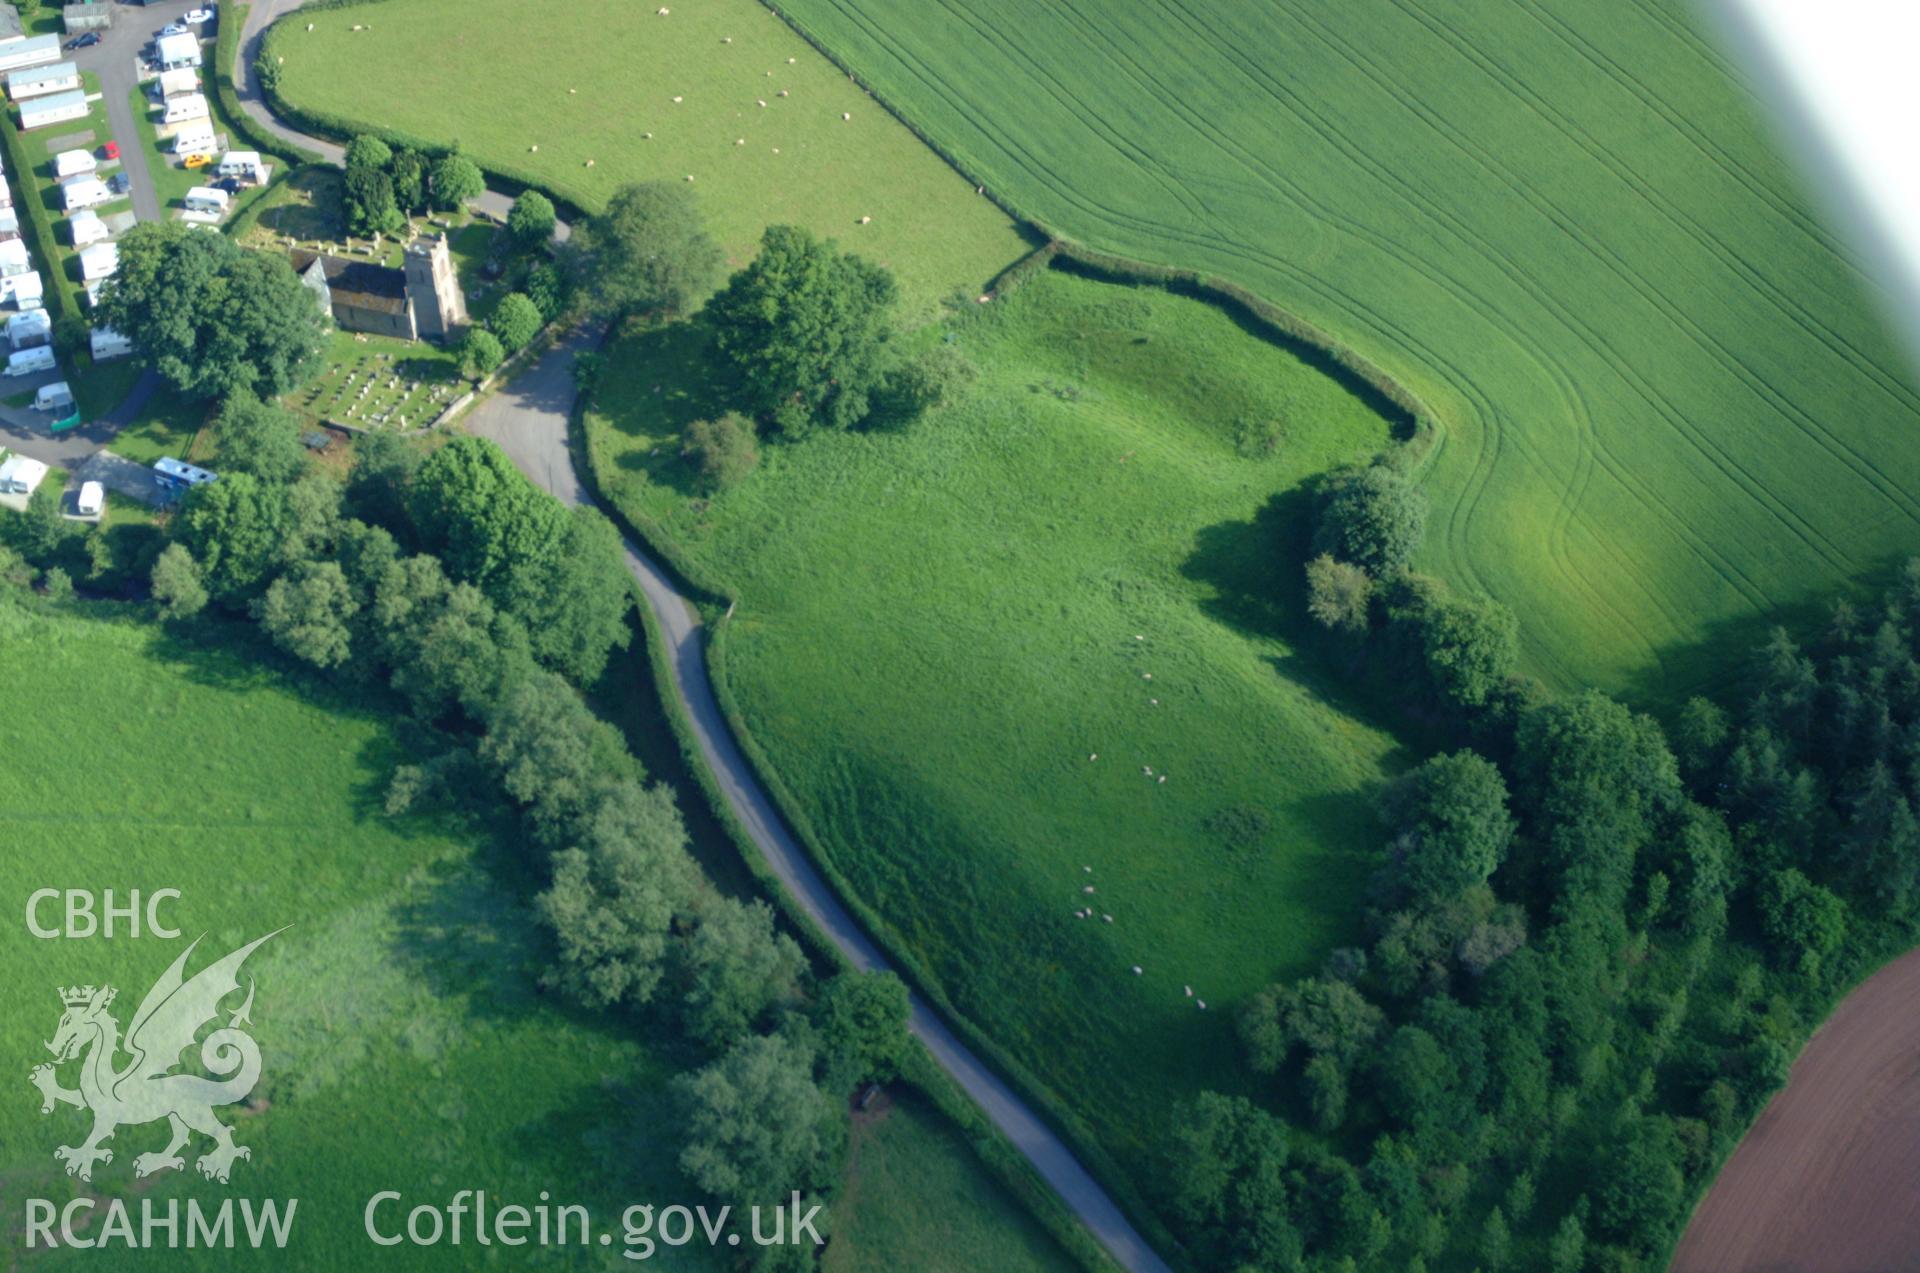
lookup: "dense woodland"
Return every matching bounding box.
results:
[1174,460,1920,1270]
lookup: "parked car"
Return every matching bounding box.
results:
[64,32,100,50]
[183,152,211,169]
[212,176,241,193]
[185,6,214,22]
[160,22,188,37]
[101,141,119,161]
[107,172,130,194]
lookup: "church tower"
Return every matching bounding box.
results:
[404,234,468,342]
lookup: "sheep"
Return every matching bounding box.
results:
[568,88,577,95]
[672,96,684,103]
[1084,865,1093,873]
[1088,753,1098,762]
[643,132,653,140]
[685,174,694,181]
[1131,965,1143,975]
[788,56,797,64]
[757,99,767,107]
[1149,698,1159,706]
[529,144,538,152]
[1102,914,1114,923]
[858,215,871,225]
[1143,766,1153,775]
[1184,985,1193,997]
[778,89,790,97]
[305,22,313,31]
[736,138,746,145]
[772,147,780,154]
[722,36,732,43]
[842,112,851,121]
[585,159,595,167]
[1158,776,1167,784]
[1142,672,1153,680]
[1135,634,1145,641]
[1083,885,1096,895]
[657,6,669,13]
[1197,1000,1207,1010]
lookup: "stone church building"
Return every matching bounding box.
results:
[292,233,468,343]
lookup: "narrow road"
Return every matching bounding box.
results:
[70,0,198,224]
[234,13,1173,1268]
[466,335,1173,1273]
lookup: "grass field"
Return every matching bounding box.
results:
[0,607,719,1270]
[772,0,1920,701]
[267,0,1029,314]
[824,1093,1076,1273]
[584,266,1407,1166]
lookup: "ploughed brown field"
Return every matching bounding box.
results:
[1672,948,1920,1272]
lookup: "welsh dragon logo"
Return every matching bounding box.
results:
[29,931,281,1184]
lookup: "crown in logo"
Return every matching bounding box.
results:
[61,985,98,1006]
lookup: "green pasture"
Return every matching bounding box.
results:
[774,0,1920,700]
[267,0,1029,314]
[824,1092,1076,1273]
[0,608,717,1270]
[584,267,1407,1165]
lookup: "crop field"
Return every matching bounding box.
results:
[774,0,1920,699]
[0,608,716,1271]
[267,0,1029,313]
[584,266,1406,1162]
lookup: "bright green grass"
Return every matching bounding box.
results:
[0,609,720,1271]
[823,1093,1077,1273]
[266,0,1029,314]
[584,267,1407,1165]
[773,0,1920,701]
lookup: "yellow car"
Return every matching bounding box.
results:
[183,153,212,169]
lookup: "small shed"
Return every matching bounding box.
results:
[19,86,86,130]
[152,455,216,499]
[0,236,26,276]
[60,174,108,210]
[62,3,112,33]
[67,206,104,247]
[0,451,49,494]
[52,145,93,178]
[7,307,48,348]
[7,60,78,101]
[0,35,61,76]
[75,480,103,516]
[77,240,116,281]
[88,324,129,360]
[155,32,199,70]
[33,379,70,411]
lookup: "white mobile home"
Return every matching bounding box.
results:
[60,174,108,210]
[217,150,264,182]
[0,35,61,76]
[0,237,26,277]
[161,92,207,126]
[182,185,228,216]
[155,32,199,70]
[89,324,129,360]
[34,379,71,411]
[7,307,48,348]
[0,208,20,240]
[52,146,93,179]
[0,452,49,494]
[19,87,87,130]
[154,67,198,99]
[172,123,216,156]
[77,240,116,281]
[0,179,13,211]
[75,480,104,517]
[7,60,78,101]
[5,344,53,375]
[67,207,104,247]
[10,270,42,309]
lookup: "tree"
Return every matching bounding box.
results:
[524,261,570,323]
[1383,750,1515,904]
[428,154,484,210]
[682,413,759,491]
[1302,1053,1347,1131]
[343,134,393,172]
[346,428,421,532]
[343,164,404,238]
[389,148,428,213]
[458,327,504,381]
[537,780,697,1010]
[1673,695,1730,783]
[1305,554,1374,633]
[679,896,807,1048]
[1480,1206,1511,1272]
[569,181,725,318]
[1547,1208,1586,1273]
[41,565,72,601]
[674,1030,840,1212]
[11,482,70,560]
[378,561,529,720]
[1166,1093,1302,1271]
[1313,461,1428,576]
[149,543,207,617]
[1239,977,1384,1075]
[1759,867,1847,977]
[507,190,557,249]
[478,667,634,839]
[1595,1118,1685,1252]
[171,472,288,602]
[813,970,910,1089]
[1407,589,1519,710]
[216,389,306,484]
[96,222,326,400]
[488,292,543,353]
[254,560,357,668]
[872,343,977,426]
[705,224,898,436]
